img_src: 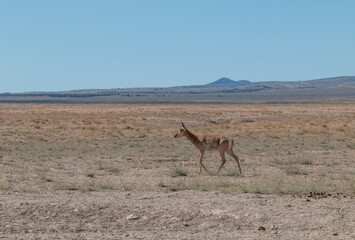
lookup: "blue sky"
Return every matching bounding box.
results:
[1,0,355,92]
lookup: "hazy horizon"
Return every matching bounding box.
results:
[1,1,355,92]
[2,75,354,94]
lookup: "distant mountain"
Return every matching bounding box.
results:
[0,76,354,104]
[207,77,251,86]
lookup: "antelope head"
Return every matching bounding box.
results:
[174,122,188,138]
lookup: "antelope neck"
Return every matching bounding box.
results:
[185,130,200,145]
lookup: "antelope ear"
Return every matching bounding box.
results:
[181,122,186,129]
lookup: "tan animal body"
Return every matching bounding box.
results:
[174,122,242,175]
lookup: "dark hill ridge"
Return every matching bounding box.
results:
[206,76,355,88]
[207,77,251,86]
[0,76,354,103]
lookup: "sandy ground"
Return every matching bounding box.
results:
[0,191,354,239]
[0,104,354,239]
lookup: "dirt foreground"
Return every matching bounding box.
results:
[0,104,354,239]
[1,191,354,239]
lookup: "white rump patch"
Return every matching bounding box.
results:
[228,137,233,149]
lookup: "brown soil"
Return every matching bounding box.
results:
[1,191,354,239]
[0,104,354,239]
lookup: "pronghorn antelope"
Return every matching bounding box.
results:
[174,122,242,175]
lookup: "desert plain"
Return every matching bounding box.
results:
[0,103,354,239]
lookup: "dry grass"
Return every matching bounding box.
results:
[0,103,354,196]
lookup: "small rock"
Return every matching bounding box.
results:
[183,222,190,227]
[138,133,146,138]
[208,120,219,125]
[271,225,278,230]
[126,214,139,220]
[306,199,311,202]
[333,232,339,236]
[258,226,266,231]
[242,119,254,123]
